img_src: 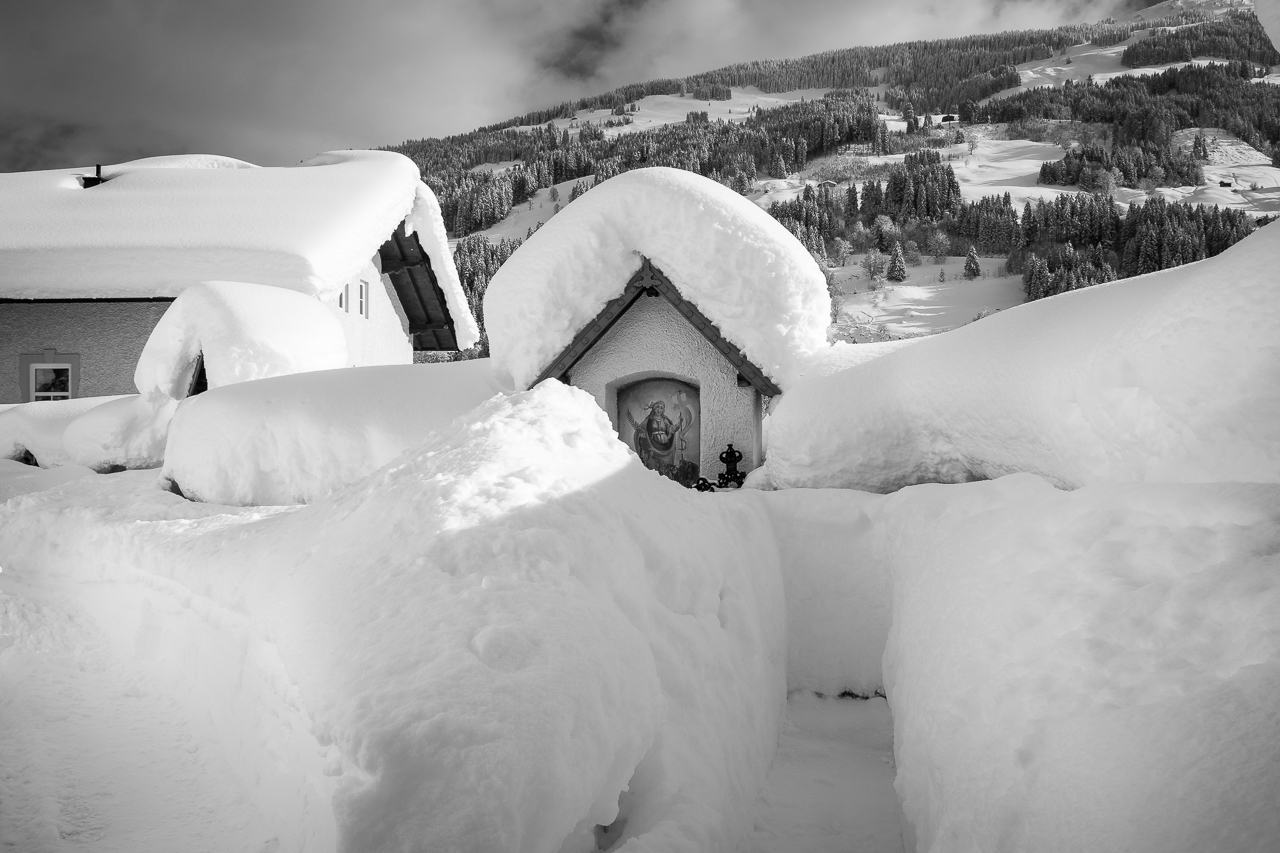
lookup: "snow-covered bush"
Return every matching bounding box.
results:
[0,396,125,467]
[63,394,177,471]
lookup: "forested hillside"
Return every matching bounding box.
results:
[385,10,1279,357]
[976,61,1280,154]
[1121,10,1280,66]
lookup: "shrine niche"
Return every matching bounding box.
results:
[618,377,700,487]
[532,257,779,487]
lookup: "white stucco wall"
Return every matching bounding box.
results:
[326,259,412,366]
[569,295,765,477]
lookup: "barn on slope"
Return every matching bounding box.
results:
[484,167,831,486]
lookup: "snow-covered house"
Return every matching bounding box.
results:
[0,151,477,405]
[485,167,831,485]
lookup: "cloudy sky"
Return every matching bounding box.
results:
[0,0,1130,170]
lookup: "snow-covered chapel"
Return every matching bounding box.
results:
[484,167,832,484]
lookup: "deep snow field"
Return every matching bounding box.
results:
[4,213,1280,850]
[6,4,1280,843]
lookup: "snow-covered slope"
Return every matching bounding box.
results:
[766,221,1280,491]
[485,167,831,392]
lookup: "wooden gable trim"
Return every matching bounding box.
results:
[378,223,461,351]
[533,257,782,397]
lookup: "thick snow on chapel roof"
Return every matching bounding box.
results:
[0,151,470,321]
[484,167,832,391]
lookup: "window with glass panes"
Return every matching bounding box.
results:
[30,363,72,401]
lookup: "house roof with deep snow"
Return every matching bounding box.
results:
[0,150,479,349]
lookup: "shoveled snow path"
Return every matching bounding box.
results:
[740,692,903,853]
[0,577,276,853]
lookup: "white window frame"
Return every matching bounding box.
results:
[29,362,72,402]
[358,282,368,318]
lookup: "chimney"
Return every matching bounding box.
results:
[82,164,105,188]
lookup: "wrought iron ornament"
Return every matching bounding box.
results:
[717,443,746,489]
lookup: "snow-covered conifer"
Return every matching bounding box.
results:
[963,245,981,279]
[887,242,907,282]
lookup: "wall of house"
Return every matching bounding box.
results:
[569,294,765,478]
[325,260,413,366]
[0,301,171,403]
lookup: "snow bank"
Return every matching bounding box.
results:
[0,458,95,502]
[0,381,787,852]
[882,474,1280,853]
[0,396,126,467]
[134,280,348,402]
[767,224,1280,491]
[0,150,422,301]
[161,359,504,506]
[484,167,831,391]
[63,394,178,471]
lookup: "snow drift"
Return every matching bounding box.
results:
[881,474,1280,853]
[62,394,178,472]
[0,381,787,852]
[0,396,126,467]
[484,167,831,392]
[766,223,1280,491]
[161,359,505,505]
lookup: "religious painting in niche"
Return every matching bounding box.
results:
[618,378,700,488]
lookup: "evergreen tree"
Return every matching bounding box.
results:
[845,183,860,219]
[964,245,981,279]
[938,267,946,283]
[903,102,919,134]
[887,242,908,281]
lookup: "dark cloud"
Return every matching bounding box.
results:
[0,0,1124,169]
[538,0,656,79]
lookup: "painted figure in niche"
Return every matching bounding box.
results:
[619,378,700,488]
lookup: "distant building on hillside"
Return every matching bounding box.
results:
[0,151,477,404]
